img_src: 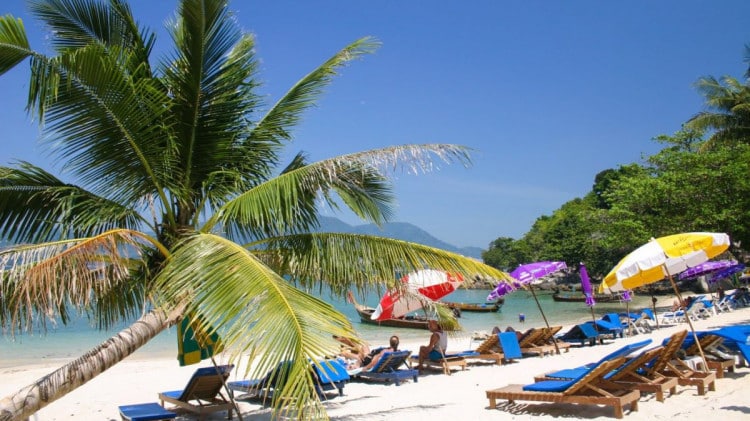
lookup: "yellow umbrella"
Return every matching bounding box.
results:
[599,232,730,369]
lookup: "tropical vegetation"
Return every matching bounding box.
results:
[0,1,512,419]
[483,48,750,281]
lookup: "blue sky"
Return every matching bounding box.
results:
[2,1,750,250]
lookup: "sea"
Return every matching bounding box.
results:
[0,289,658,369]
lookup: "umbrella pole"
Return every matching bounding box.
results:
[529,285,560,354]
[625,300,632,337]
[667,275,709,371]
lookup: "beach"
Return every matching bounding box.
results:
[2,298,750,420]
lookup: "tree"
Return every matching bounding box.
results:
[686,74,750,148]
[0,1,511,419]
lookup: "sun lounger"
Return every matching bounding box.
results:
[158,364,235,419]
[516,328,553,356]
[651,330,716,395]
[486,357,640,419]
[559,323,605,347]
[444,331,522,365]
[682,334,735,378]
[696,325,750,366]
[534,339,653,381]
[584,318,624,339]
[535,340,677,403]
[357,350,418,385]
[227,359,349,401]
[118,403,177,421]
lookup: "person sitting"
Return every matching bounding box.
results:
[360,335,400,371]
[417,320,447,371]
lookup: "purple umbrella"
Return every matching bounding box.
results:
[677,260,735,280]
[486,281,521,301]
[580,263,595,307]
[504,261,568,354]
[708,263,745,283]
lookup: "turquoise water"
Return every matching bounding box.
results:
[0,289,657,368]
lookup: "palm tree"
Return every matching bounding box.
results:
[0,1,511,419]
[685,74,750,148]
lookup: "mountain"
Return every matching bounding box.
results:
[316,216,484,259]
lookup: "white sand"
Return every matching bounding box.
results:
[3,306,750,421]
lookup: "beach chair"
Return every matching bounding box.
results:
[118,403,177,421]
[486,357,640,419]
[650,330,716,395]
[158,364,235,419]
[697,325,750,366]
[531,325,570,354]
[584,318,624,339]
[517,328,553,356]
[682,334,736,378]
[356,350,418,385]
[559,323,605,347]
[443,331,519,365]
[535,340,678,403]
[227,359,349,401]
[413,351,468,375]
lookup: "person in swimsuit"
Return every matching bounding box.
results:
[417,320,447,371]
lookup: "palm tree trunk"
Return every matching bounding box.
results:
[0,308,182,421]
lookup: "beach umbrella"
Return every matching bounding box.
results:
[709,263,745,283]
[177,315,222,366]
[507,261,568,354]
[677,259,735,281]
[580,263,598,329]
[372,269,463,321]
[486,280,521,302]
[599,231,731,369]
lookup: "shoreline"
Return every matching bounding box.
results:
[2,302,750,420]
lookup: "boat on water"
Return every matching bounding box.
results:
[351,302,431,329]
[442,299,502,312]
[551,292,618,303]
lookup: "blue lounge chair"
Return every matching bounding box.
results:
[537,339,653,381]
[118,403,177,421]
[356,350,418,385]
[446,331,523,365]
[158,364,235,419]
[695,325,750,366]
[227,359,349,400]
[486,356,640,419]
[559,323,604,346]
[584,318,624,339]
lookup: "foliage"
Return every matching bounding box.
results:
[0,1,513,419]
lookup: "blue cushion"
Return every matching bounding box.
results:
[118,403,176,421]
[523,379,574,393]
[498,332,523,359]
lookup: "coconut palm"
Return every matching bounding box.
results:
[686,74,750,148]
[0,1,511,419]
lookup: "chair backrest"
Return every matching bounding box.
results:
[497,332,523,359]
[648,330,689,374]
[602,313,622,326]
[641,308,655,320]
[178,364,233,402]
[312,359,350,383]
[518,328,545,347]
[592,339,652,367]
[522,357,626,394]
[369,350,411,373]
[578,323,600,338]
[534,326,562,344]
[607,346,665,381]
[474,333,500,354]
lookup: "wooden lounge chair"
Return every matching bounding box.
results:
[486,357,640,419]
[532,325,570,354]
[414,352,467,375]
[517,328,553,356]
[599,346,679,402]
[158,364,235,419]
[683,334,735,378]
[648,330,716,395]
[356,350,418,385]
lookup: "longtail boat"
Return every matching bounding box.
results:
[442,300,502,312]
[552,292,617,303]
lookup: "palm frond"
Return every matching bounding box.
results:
[252,232,513,297]
[0,229,159,333]
[26,43,178,214]
[0,162,147,243]
[250,36,380,144]
[0,14,31,75]
[154,232,356,416]
[163,0,264,211]
[207,144,471,240]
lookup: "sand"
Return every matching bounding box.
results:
[2,305,750,420]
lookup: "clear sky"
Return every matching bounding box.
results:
[2,1,750,250]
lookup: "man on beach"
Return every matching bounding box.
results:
[417,320,447,371]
